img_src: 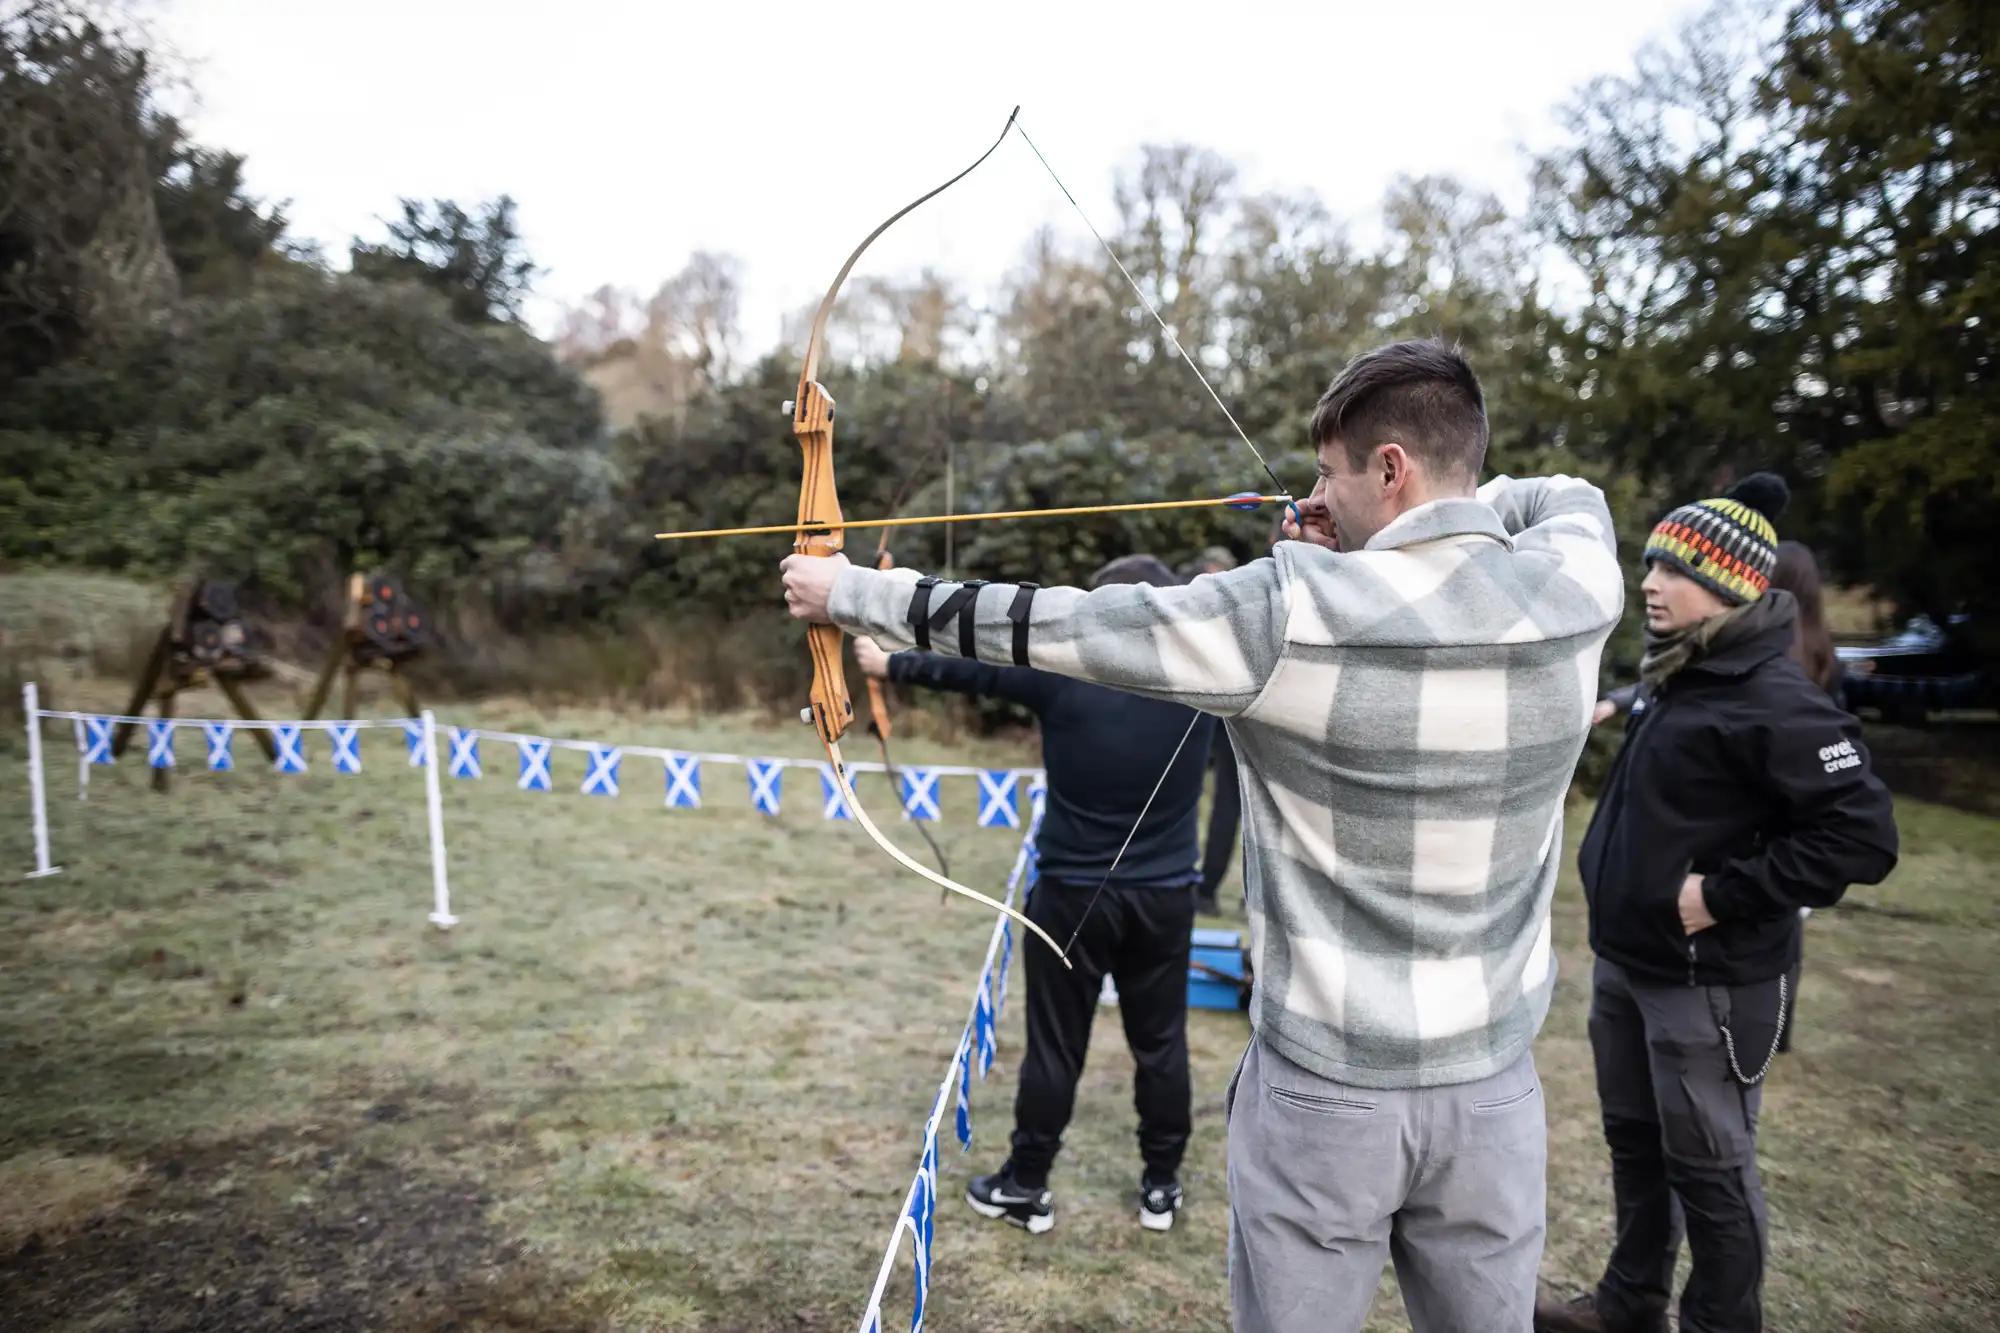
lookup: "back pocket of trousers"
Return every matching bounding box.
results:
[1270,1086,1378,1117]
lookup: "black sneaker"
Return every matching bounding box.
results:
[965,1162,1053,1235]
[1139,1172,1182,1232]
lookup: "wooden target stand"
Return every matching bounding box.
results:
[301,571,428,722]
[111,578,278,790]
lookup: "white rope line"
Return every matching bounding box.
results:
[33,710,1044,782]
[35,710,402,729]
[856,802,1042,1331]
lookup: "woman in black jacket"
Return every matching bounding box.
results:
[1537,476,1899,1333]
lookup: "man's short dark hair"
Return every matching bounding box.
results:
[1306,339,1488,482]
[1090,554,1182,589]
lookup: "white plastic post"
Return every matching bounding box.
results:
[421,709,456,928]
[73,716,89,801]
[22,683,60,878]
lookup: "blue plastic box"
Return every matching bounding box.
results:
[1189,927,1249,1012]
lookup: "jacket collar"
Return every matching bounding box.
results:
[1686,591,1799,678]
[1363,497,1515,553]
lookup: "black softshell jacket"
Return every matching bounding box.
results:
[1578,596,1900,987]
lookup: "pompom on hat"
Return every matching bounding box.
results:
[1643,472,1790,605]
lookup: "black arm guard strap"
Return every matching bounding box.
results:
[924,580,988,659]
[1005,583,1038,666]
[908,576,942,652]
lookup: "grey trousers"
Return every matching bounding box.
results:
[1588,957,1772,1333]
[1227,1035,1547,1333]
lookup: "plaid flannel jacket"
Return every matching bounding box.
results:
[828,476,1623,1088]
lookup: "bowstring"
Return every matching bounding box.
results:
[1060,712,1205,956]
[1008,115,1279,955]
[1010,117,1294,504]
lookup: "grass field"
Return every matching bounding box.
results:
[2,632,1998,1329]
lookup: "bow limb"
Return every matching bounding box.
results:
[791,107,1067,964]
[826,739,1068,966]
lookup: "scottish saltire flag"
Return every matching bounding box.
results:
[977,771,1020,828]
[79,717,113,765]
[908,1126,938,1332]
[404,720,426,767]
[447,727,481,779]
[582,745,621,797]
[145,719,175,769]
[663,753,700,809]
[748,759,783,815]
[202,721,234,772]
[516,737,552,791]
[273,724,308,774]
[995,922,1014,1019]
[330,724,361,774]
[974,975,997,1079]
[1028,776,1048,819]
[900,768,941,822]
[821,764,854,821]
[955,1044,974,1150]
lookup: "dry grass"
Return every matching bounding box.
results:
[0,654,1996,1330]
[0,1151,142,1251]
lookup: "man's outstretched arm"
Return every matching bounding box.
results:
[783,553,1289,717]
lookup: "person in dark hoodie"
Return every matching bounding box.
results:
[1537,475,1899,1333]
[851,553,1215,1237]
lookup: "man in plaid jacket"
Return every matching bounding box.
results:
[783,340,1623,1332]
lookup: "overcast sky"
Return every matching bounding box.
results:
[149,0,1701,349]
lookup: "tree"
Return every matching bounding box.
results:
[150,130,293,296]
[0,266,609,613]
[0,0,178,388]
[349,195,539,325]
[1767,0,1999,649]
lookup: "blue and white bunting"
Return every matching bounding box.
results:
[447,727,481,779]
[79,716,113,766]
[909,1126,938,1332]
[974,976,997,1079]
[517,737,552,791]
[273,724,307,774]
[582,744,621,797]
[202,721,235,772]
[146,719,175,769]
[900,768,941,823]
[404,720,427,767]
[1028,776,1048,820]
[995,921,1014,1019]
[977,771,1020,828]
[822,764,854,821]
[330,724,361,774]
[664,752,701,809]
[748,759,783,815]
[954,1045,974,1150]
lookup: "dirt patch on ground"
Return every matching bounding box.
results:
[0,1103,611,1333]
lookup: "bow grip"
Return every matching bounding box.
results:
[794,377,853,747]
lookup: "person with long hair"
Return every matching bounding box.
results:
[1771,540,1842,697]
[1765,540,1843,1054]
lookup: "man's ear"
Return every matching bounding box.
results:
[1379,442,1411,495]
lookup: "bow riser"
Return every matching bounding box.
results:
[793,378,852,750]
